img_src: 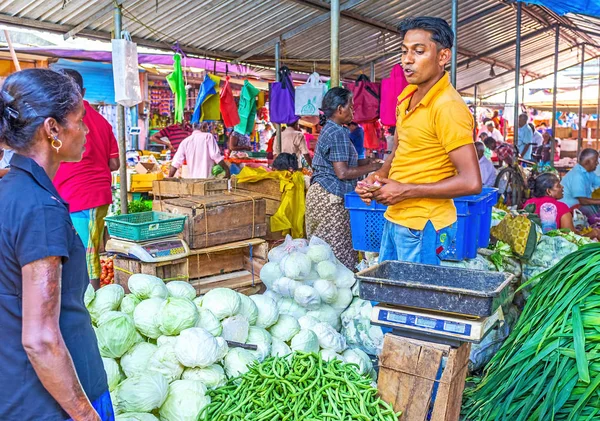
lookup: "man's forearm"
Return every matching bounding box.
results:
[578,197,600,206]
[408,173,481,200]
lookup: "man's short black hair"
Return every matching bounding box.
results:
[272,153,298,171]
[62,69,84,94]
[398,17,454,50]
[348,122,358,127]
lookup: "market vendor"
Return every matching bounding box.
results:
[517,113,535,160]
[560,148,600,224]
[0,147,14,177]
[306,87,382,269]
[274,119,312,168]
[349,122,366,159]
[476,141,496,187]
[482,136,515,166]
[482,120,504,142]
[0,69,110,420]
[150,121,192,153]
[356,17,481,265]
[169,122,230,179]
[229,130,253,152]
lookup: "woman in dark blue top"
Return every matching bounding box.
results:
[0,69,110,420]
[306,88,381,269]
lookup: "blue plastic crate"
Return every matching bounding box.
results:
[479,187,499,248]
[344,193,387,254]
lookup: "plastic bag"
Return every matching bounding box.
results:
[268,235,308,263]
[348,74,380,123]
[220,76,240,128]
[380,64,408,126]
[111,33,142,107]
[295,72,325,116]
[270,66,297,124]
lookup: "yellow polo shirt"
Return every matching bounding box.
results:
[385,72,474,231]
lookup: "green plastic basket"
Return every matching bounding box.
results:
[104,211,187,242]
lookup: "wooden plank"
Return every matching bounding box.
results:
[231,176,282,199]
[153,178,227,198]
[189,238,267,256]
[265,216,285,241]
[430,343,471,421]
[190,271,261,295]
[264,198,281,216]
[188,248,246,279]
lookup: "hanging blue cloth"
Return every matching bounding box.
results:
[191,74,217,124]
[520,0,600,17]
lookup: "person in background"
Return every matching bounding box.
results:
[356,16,481,265]
[476,141,496,187]
[0,147,14,178]
[385,127,396,154]
[228,130,253,151]
[0,69,110,420]
[483,120,504,142]
[533,131,554,164]
[306,87,382,269]
[169,122,230,179]
[560,148,600,224]
[54,69,120,290]
[530,123,543,147]
[150,121,192,153]
[483,136,515,166]
[274,119,312,168]
[517,113,534,160]
[272,152,299,172]
[348,121,366,159]
[492,110,502,130]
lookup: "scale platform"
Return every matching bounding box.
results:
[372,304,504,346]
[106,236,190,263]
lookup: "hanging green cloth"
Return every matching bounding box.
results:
[167,53,186,123]
[234,80,260,135]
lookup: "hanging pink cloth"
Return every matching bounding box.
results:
[380,64,409,126]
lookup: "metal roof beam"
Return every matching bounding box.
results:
[457,4,506,27]
[63,0,127,40]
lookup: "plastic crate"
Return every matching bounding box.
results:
[104,211,187,242]
[345,190,496,261]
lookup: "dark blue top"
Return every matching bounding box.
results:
[311,120,359,197]
[0,154,107,420]
[349,126,365,159]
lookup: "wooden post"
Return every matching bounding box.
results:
[3,30,21,71]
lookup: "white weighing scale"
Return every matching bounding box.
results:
[106,237,190,263]
[371,304,504,346]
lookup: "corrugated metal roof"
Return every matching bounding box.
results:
[0,0,599,97]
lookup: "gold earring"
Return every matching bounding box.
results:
[51,136,63,153]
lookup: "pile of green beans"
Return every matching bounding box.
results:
[198,352,401,421]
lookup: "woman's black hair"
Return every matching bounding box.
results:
[319,87,352,126]
[533,173,560,198]
[272,153,298,171]
[0,68,81,151]
[397,17,454,50]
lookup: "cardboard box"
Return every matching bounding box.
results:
[135,162,162,174]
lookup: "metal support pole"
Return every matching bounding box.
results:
[514,2,522,150]
[451,0,458,86]
[114,4,128,215]
[473,85,478,141]
[275,41,282,154]
[330,0,340,87]
[370,62,375,82]
[551,25,559,162]
[3,30,21,71]
[504,91,508,139]
[579,44,585,154]
[597,58,600,150]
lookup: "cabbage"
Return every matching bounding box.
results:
[273,277,301,298]
[342,318,384,356]
[84,283,95,307]
[114,373,168,413]
[331,288,354,314]
[290,329,319,353]
[133,298,165,339]
[128,274,168,300]
[157,335,178,348]
[96,311,139,358]
[175,328,228,368]
[342,348,373,376]
[313,279,338,304]
[263,290,282,303]
[335,264,356,289]
[316,261,337,281]
[192,295,204,309]
[116,414,159,421]
[166,281,196,300]
[306,244,333,263]
[102,357,123,392]
[195,308,223,337]
[88,284,125,323]
[280,252,312,280]
[259,262,282,290]
[298,315,320,332]
[278,298,307,319]
[294,285,322,310]
[313,322,347,352]
[307,305,341,330]
[268,314,300,342]
[157,297,199,336]
[320,350,345,363]
[236,293,258,325]
[271,337,292,357]
[246,326,272,362]
[201,288,241,320]
[221,315,250,343]
[120,342,157,378]
[147,344,184,383]
[223,348,258,378]
[181,364,227,389]
[159,380,210,421]
[249,295,279,328]
[120,294,141,315]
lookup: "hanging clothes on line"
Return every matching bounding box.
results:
[235,80,260,135]
[220,75,240,128]
[191,73,221,123]
[167,53,186,123]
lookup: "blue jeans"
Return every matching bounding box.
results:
[379,220,453,265]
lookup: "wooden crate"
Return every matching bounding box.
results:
[153,193,267,249]
[378,334,471,421]
[153,178,228,198]
[231,176,282,200]
[113,257,188,293]
[555,127,572,139]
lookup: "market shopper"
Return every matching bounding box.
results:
[356,16,481,265]
[306,87,382,269]
[525,173,578,233]
[476,141,496,187]
[0,69,110,420]
[348,122,366,159]
[150,120,193,153]
[54,69,119,290]
[482,136,515,166]
[517,113,535,160]
[0,146,14,177]
[482,120,504,142]
[229,130,253,151]
[274,119,312,168]
[560,148,600,224]
[169,122,230,179]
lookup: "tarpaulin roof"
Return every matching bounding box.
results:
[522,0,600,17]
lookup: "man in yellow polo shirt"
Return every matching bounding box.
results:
[356,16,481,265]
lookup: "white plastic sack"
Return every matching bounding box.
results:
[295,72,325,116]
[112,33,142,107]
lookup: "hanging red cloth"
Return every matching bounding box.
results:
[363,121,382,150]
[220,75,240,128]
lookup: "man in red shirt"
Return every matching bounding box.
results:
[54,69,120,289]
[150,122,192,153]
